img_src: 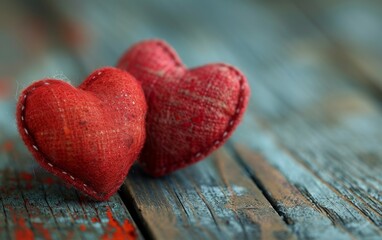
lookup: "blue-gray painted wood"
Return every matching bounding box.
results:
[122,149,294,240]
[0,137,142,239]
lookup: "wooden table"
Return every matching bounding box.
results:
[1,0,382,239]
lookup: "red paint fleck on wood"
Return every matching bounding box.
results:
[42,177,55,185]
[1,140,14,152]
[20,172,33,181]
[79,224,86,231]
[18,172,34,189]
[15,217,34,240]
[101,207,136,240]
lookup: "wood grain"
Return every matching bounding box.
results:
[122,149,294,240]
[225,1,382,238]
[0,137,141,239]
[233,144,353,240]
[1,145,140,236]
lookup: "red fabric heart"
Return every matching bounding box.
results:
[117,40,250,177]
[16,67,147,200]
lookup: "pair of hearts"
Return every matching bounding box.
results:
[17,40,250,201]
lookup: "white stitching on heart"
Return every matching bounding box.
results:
[20,72,104,199]
[149,42,248,175]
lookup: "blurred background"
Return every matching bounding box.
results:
[0,0,382,159]
[2,0,382,150]
[1,1,382,238]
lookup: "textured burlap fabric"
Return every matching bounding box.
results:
[117,39,250,177]
[16,67,147,200]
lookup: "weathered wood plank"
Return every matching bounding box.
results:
[222,1,382,238]
[0,136,141,239]
[122,149,294,240]
[232,101,382,239]
[232,144,353,240]
[257,0,382,223]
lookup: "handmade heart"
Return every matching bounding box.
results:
[16,67,147,200]
[117,39,250,177]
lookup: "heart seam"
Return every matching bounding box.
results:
[144,41,248,175]
[19,70,105,199]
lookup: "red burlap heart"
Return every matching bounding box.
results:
[16,67,147,200]
[117,40,250,177]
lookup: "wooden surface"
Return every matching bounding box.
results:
[0,0,382,239]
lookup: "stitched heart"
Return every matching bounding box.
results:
[117,39,250,176]
[16,67,147,200]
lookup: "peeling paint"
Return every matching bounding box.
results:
[101,207,136,240]
[19,172,33,181]
[15,217,34,240]
[79,224,86,231]
[41,177,55,185]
